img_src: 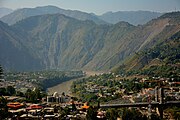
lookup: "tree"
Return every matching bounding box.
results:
[6,86,16,95]
[0,65,3,79]
[122,108,146,120]
[16,91,24,97]
[86,106,98,120]
[34,88,42,100]
[71,101,77,112]
[0,96,8,119]
[0,88,7,95]
[106,108,119,120]
[151,113,161,120]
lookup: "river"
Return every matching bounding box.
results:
[47,71,104,95]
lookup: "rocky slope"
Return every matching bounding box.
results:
[0,12,179,71]
[0,21,43,71]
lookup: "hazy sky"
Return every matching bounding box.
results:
[0,0,180,15]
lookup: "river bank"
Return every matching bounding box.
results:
[47,71,104,95]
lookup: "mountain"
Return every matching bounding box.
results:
[99,11,163,25]
[112,12,180,75]
[0,5,106,25]
[0,21,43,71]
[0,12,179,71]
[12,14,111,70]
[113,31,180,77]
[88,12,180,70]
[0,7,13,18]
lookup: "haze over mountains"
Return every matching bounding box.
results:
[99,11,162,25]
[0,6,106,25]
[0,6,179,71]
[0,6,162,25]
[0,21,43,71]
[0,7,13,18]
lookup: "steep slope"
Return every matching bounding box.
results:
[0,7,13,18]
[86,12,180,70]
[99,11,162,25]
[12,14,111,70]
[0,21,43,71]
[113,31,180,77]
[112,12,180,73]
[1,12,179,71]
[0,5,106,25]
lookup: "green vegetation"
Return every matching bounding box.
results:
[164,107,180,120]
[0,96,8,119]
[5,70,84,90]
[25,88,46,103]
[71,73,150,103]
[105,108,161,120]
[113,31,180,79]
[0,65,3,78]
[1,68,84,102]
[0,85,46,103]
[86,106,98,120]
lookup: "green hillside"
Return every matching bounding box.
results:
[113,31,180,78]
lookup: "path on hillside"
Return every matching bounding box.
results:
[47,71,104,95]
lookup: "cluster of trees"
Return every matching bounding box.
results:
[0,65,3,79]
[0,86,16,96]
[164,107,180,120]
[86,107,162,120]
[105,108,161,120]
[0,96,8,119]
[0,86,46,103]
[25,88,46,103]
[4,70,84,90]
[138,65,180,79]
[71,73,150,103]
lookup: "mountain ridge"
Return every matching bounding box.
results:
[112,30,180,76]
[1,6,165,26]
[0,21,43,71]
[0,5,106,25]
[99,10,163,25]
[0,7,13,18]
[0,12,179,71]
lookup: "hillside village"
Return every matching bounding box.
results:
[0,68,180,119]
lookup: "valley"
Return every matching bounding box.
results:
[47,71,104,95]
[0,5,179,120]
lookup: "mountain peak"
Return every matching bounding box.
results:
[160,11,180,18]
[0,11,179,71]
[99,11,162,25]
[0,6,106,25]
